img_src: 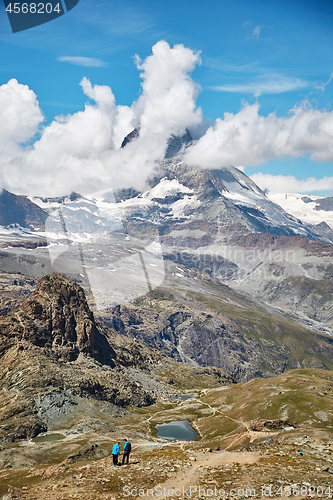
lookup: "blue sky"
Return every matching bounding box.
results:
[1,0,333,194]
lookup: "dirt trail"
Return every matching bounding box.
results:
[153,450,260,499]
[247,429,279,443]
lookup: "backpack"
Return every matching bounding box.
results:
[125,442,131,453]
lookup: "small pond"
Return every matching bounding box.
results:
[156,420,199,441]
[32,433,66,443]
[170,393,198,401]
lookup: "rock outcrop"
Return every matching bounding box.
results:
[0,274,234,443]
[0,189,48,230]
[0,274,117,365]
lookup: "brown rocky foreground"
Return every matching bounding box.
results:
[0,424,332,500]
[1,368,333,500]
[0,275,333,499]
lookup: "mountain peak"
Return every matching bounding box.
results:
[0,274,117,365]
[121,128,139,148]
[120,128,193,158]
[165,129,193,158]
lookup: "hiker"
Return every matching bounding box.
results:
[112,442,120,466]
[122,438,131,465]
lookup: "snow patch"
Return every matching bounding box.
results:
[170,195,200,218]
[143,178,193,200]
[268,193,333,229]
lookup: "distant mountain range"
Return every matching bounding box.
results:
[1,131,333,381]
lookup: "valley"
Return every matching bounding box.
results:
[0,139,333,499]
[0,368,332,499]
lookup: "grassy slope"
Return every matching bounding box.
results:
[126,265,333,374]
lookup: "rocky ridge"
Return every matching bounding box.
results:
[0,274,234,443]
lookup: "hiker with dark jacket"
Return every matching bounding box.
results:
[122,439,131,464]
[112,442,120,466]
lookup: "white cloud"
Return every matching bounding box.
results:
[0,79,43,150]
[250,173,333,194]
[206,59,261,73]
[252,25,262,38]
[57,56,107,67]
[0,79,44,189]
[184,101,333,169]
[315,73,333,92]
[133,41,202,138]
[0,41,202,197]
[210,76,310,95]
[242,21,263,40]
[2,41,333,200]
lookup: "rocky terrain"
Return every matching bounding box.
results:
[0,273,37,316]
[2,265,333,384]
[96,260,333,382]
[0,274,233,446]
[0,368,332,499]
[1,154,333,338]
[0,190,47,231]
[1,135,333,499]
[1,136,333,340]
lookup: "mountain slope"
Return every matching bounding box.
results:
[0,367,333,498]
[268,192,333,242]
[96,261,333,382]
[0,141,333,372]
[115,160,328,243]
[0,189,48,230]
[0,274,233,444]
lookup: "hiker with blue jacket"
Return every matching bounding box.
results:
[112,442,120,466]
[122,439,131,465]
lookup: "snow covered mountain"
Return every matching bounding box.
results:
[267,192,333,241]
[111,159,330,245]
[0,133,333,336]
[1,165,332,247]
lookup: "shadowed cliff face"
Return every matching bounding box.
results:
[0,274,117,365]
[0,189,48,230]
